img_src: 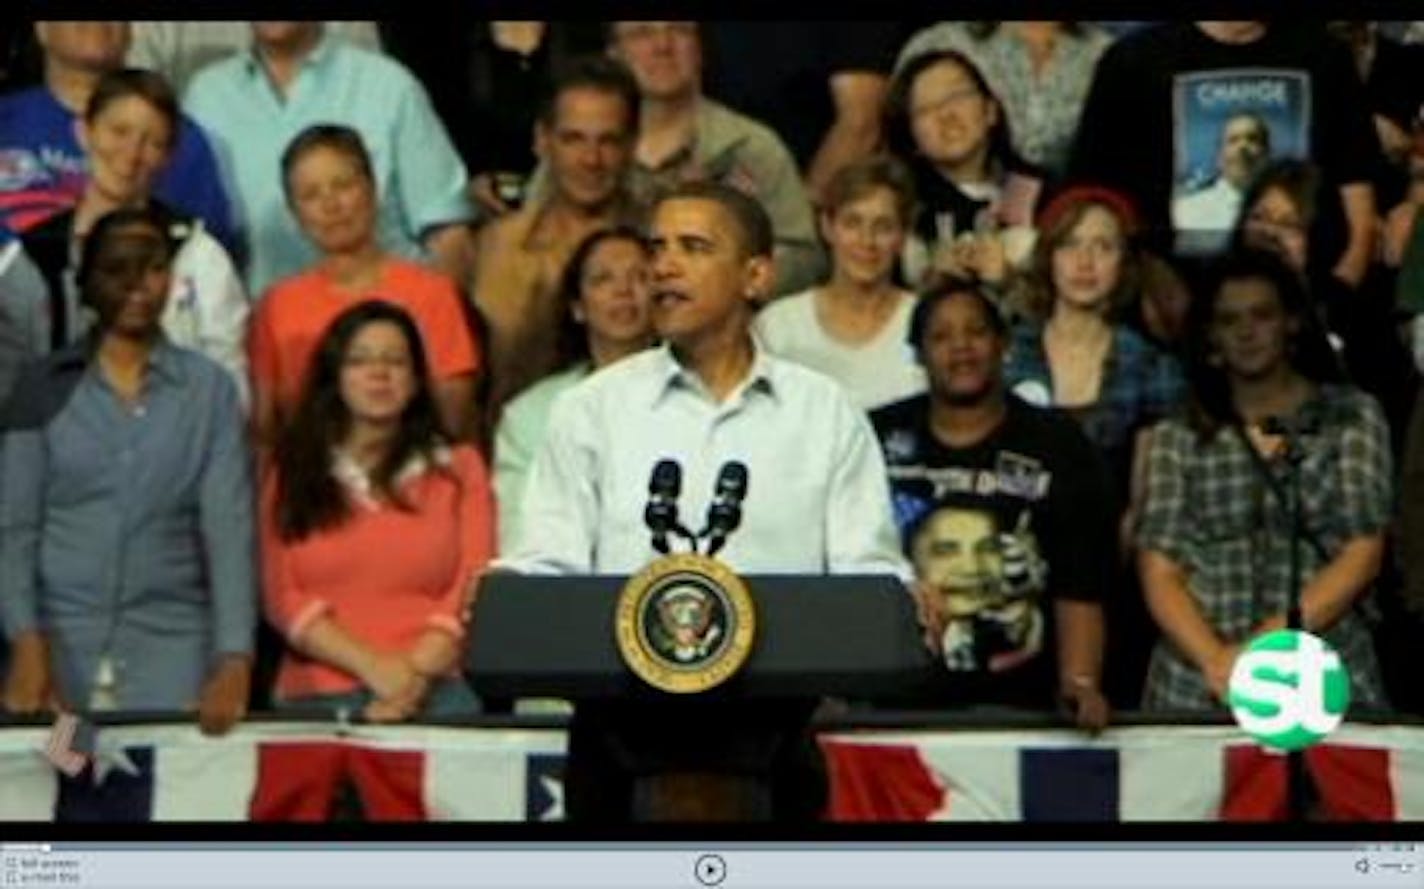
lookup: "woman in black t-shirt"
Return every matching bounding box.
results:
[885,49,1047,295]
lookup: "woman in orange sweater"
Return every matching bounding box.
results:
[248,124,481,449]
[260,299,494,720]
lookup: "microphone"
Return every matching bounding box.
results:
[649,461,697,552]
[645,459,687,554]
[701,461,749,557]
[1260,414,1319,461]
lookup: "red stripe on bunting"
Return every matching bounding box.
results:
[1306,745,1394,821]
[1221,743,1396,821]
[820,741,945,822]
[347,747,428,821]
[249,742,348,821]
[1221,746,1287,821]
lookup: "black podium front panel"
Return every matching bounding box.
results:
[467,573,934,699]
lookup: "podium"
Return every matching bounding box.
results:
[467,572,934,821]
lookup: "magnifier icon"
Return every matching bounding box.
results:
[1356,859,1370,875]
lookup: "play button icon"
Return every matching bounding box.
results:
[694,854,727,886]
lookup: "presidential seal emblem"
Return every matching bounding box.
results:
[615,553,756,694]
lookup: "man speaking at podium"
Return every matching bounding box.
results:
[498,180,911,821]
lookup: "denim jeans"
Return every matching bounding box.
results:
[275,677,482,719]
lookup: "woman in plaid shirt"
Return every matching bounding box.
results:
[1136,248,1391,712]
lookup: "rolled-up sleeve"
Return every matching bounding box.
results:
[392,73,475,239]
[198,374,257,660]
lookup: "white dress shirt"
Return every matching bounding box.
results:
[498,343,912,583]
[1171,177,1244,255]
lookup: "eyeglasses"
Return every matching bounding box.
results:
[910,87,983,119]
[343,352,412,370]
[1245,210,1306,235]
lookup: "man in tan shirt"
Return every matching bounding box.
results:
[607,21,823,297]
[522,24,825,302]
[471,56,643,429]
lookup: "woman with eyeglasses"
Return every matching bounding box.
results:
[884,49,1047,297]
[1232,158,1416,447]
[894,22,1112,176]
[260,300,494,724]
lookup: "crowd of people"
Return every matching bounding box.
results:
[3,19,1424,816]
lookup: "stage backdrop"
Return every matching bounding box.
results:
[2,721,1423,821]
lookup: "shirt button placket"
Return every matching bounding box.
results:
[702,413,720,472]
[107,402,144,673]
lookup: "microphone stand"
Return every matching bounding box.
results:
[1281,424,1310,823]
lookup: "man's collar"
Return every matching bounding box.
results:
[243,30,335,77]
[145,338,187,386]
[635,98,749,176]
[649,338,778,408]
[637,132,696,178]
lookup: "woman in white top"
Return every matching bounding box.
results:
[754,156,926,411]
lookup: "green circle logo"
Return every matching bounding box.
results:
[1227,630,1350,751]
